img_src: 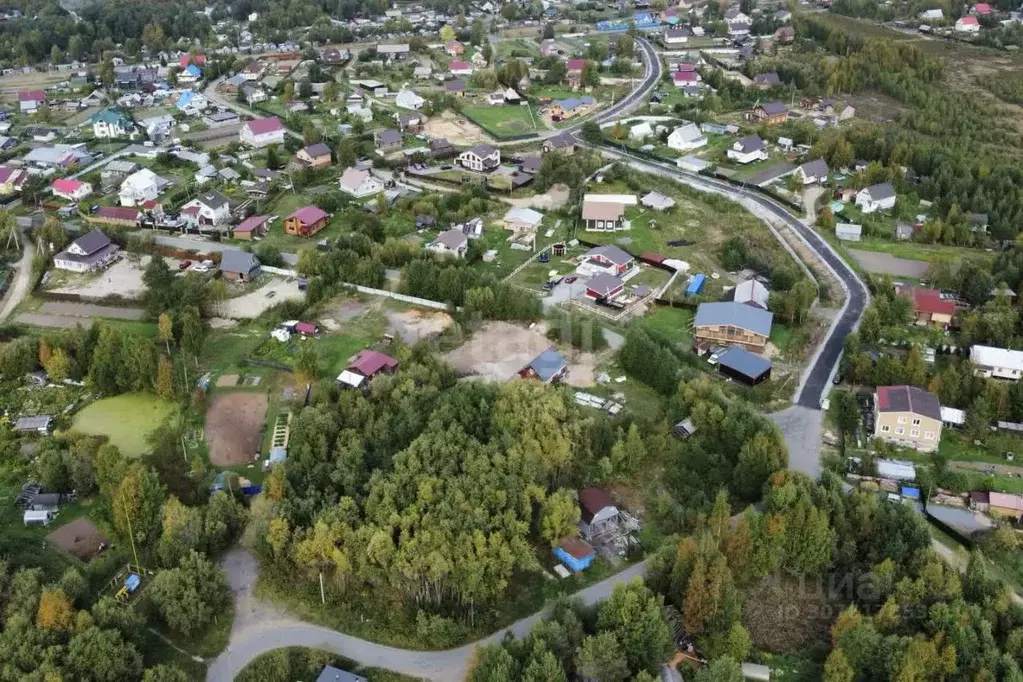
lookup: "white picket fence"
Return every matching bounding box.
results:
[259,267,453,311]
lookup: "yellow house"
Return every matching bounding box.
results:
[873,385,942,452]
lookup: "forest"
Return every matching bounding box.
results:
[472,470,1023,682]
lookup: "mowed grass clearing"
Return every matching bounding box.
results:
[463,105,540,138]
[71,393,177,457]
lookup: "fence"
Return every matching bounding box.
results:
[347,283,453,311]
[261,265,297,277]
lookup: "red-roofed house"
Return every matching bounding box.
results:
[90,206,140,227]
[973,491,1023,520]
[239,117,286,147]
[444,40,464,56]
[51,178,92,201]
[566,59,586,75]
[895,285,956,328]
[284,206,328,237]
[19,90,45,113]
[673,71,700,86]
[449,61,473,76]
[179,54,207,68]
[0,166,29,194]
[234,214,270,240]
[956,15,981,32]
[971,3,992,15]
[337,350,399,387]
[294,321,318,336]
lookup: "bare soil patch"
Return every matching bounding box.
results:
[443,321,552,381]
[847,249,929,278]
[386,309,454,343]
[205,392,269,466]
[564,351,598,388]
[47,518,108,562]
[423,111,489,146]
[216,374,240,387]
[503,183,571,211]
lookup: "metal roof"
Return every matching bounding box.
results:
[220,249,259,274]
[527,348,568,383]
[717,346,772,379]
[876,385,941,420]
[694,301,773,337]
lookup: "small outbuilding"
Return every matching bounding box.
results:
[553,536,596,572]
[578,487,620,540]
[519,348,569,384]
[716,346,772,386]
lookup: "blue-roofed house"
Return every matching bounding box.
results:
[175,90,208,115]
[178,64,203,84]
[91,108,135,139]
[553,536,596,572]
[716,346,772,385]
[693,301,773,352]
[520,348,569,384]
[550,96,595,120]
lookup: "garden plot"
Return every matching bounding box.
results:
[46,518,108,562]
[205,392,269,466]
[442,321,553,381]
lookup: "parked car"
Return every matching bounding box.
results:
[265,290,276,298]
[179,260,192,270]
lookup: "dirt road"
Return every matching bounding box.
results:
[0,228,33,321]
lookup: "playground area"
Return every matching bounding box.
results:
[205,391,269,466]
[46,517,108,562]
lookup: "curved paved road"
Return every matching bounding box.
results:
[206,550,648,682]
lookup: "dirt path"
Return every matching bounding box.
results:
[952,460,1023,477]
[0,228,33,321]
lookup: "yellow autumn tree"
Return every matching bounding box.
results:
[36,589,75,631]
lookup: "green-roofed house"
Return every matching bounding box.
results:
[91,108,135,139]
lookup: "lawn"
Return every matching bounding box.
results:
[641,304,693,345]
[462,105,541,138]
[71,393,177,457]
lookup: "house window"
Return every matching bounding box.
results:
[912,418,920,425]
[924,431,934,440]
[881,425,890,433]
[910,429,919,437]
[895,427,905,435]
[897,416,907,424]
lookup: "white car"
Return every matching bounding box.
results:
[192,263,210,273]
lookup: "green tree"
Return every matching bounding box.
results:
[266,145,281,170]
[575,632,629,682]
[112,466,166,549]
[595,580,674,675]
[723,622,751,661]
[142,665,192,682]
[142,22,166,52]
[828,391,860,456]
[43,347,71,382]
[158,313,173,353]
[540,489,581,545]
[66,626,143,682]
[149,551,230,637]
[823,649,855,682]
[156,355,174,398]
[694,657,744,682]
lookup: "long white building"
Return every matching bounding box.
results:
[971,345,1023,380]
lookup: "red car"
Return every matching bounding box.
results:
[564,276,577,284]
[179,260,192,270]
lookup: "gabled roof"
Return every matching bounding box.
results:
[586,272,624,296]
[349,349,398,376]
[753,71,780,85]
[558,536,594,560]
[733,279,769,308]
[526,348,568,382]
[545,132,575,149]
[235,215,270,233]
[673,71,699,83]
[449,60,471,71]
[503,207,543,226]
[971,345,1023,372]
[431,228,468,251]
[734,134,766,153]
[376,129,402,145]
[245,117,284,135]
[895,285,955,316]
[195,191,229,210]
[587,244,633,266]
[757,101,787,116]
[717,346,772,379]
[876,385,941,420]
[582,200,626,222]
[287,206,327,225]
[52,178,85,194]
[70,229,111,255]
[19,90,45,102]
[694,301,773,337]
[220,249,260,274]
[339,167,373,191]
[302,142,331,158]
[861,182,896,201]
[466,144,497,157]
[798,158,829,178]
[578,487,615,523]
[566,59,586,71]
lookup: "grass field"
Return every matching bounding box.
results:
[71,393,177,457]
[462,105,540,138]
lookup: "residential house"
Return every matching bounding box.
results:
[119,168,164,206]
[395,89,426,110]
[553,537,596,572]
[502,207,543,232]
[19,90,45,113]
[835,223,863,241]
[219,249,261,282]
[429,138,455,158]
[240,117,286,148]
[377,44,411,61]
[375,129,403,152]
[753,72,781,88]
[284,206,329,237]
[338,168,385,197]
[667,123,707,152]
[90,206,139,227]
[629,121,653,140]
[458,144,500,172]
[51,178,91,202]
[693,301,774,351]
[23,146,84,171]
[582,244,634,277]
[726,135,768,164]
[895,285,956,328]
[673,71,701,87]
[540,39,560,57]
[181,192,231,228]
[413,65,432,79]
[241,83,267,104]
[395,112,424,133]
[319,48,347,66]
[449,61,474,76]
[233,215,270,240]
[775,25,796,42]
[578,487,620,541]
[543,132,576,154]
[973,2,993,14]
[956,15,981,32]
[566,59,586,79]
[178,54,206,69]
[582,198,628,232]
[444,40,464,56]
[53,229,119,272]
[14,416,53,435]
[586,272,624,300]
[174,91,208,115]
[336,350,399,388]
[444,80,467,96]
[663,27,691,45]
[855,182,897,213]
[241,60,266,79]
[178,64,202,84]
[294,142,332,170]
[471,51,488,69]
[548,96,594,120]
[0,166,29,194]
[874,385,943,452]
[750,102,788,125]
[90,109,134,138]
[971,491,1023,521]
[717,346,772,385]
[733,279,769,309]
[794,159,829,185]
[426,228,468,257]
[204,111,240,128]
[519,348,569,384]
[970,345,1023,380]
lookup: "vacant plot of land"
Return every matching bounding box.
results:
[386,309,453,343]
[443,321,552,381]
[47,256,181,300]
[72,393,176,457]
[217,374,240,387]
[220,278,304,319]
[463,105,540,138]
[47,518,108,562]
[848,249,929,278]
[422,111,490,146]
[504,184,571,211]
[206,392,269,466]
[39,301,146,319]
[742,573,840,654]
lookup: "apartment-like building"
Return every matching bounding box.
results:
[874,385,942,452]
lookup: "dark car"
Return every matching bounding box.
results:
[179,260,192,270]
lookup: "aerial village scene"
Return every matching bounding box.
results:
[1,0,1023,679]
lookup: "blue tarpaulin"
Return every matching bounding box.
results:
[686,273,706,295]
[901,487,920,500]
[125,574,141,593]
